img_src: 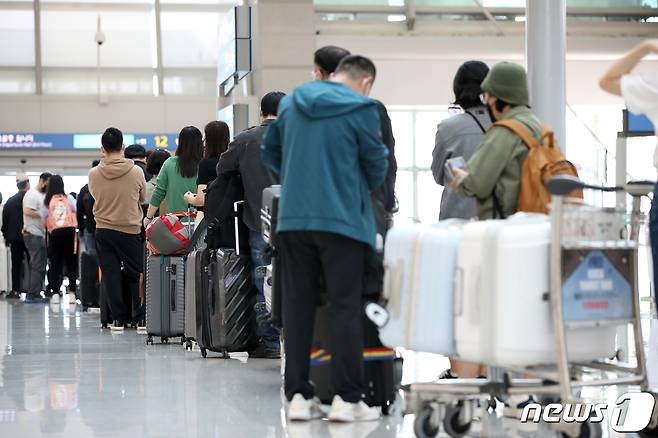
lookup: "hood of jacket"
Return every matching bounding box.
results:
[292,81,376,120]
[97,157,136,180]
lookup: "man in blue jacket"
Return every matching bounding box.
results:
[262,55,388,423]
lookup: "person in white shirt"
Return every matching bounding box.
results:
[600,39,658,168]
[22,172,52,303]
[600,39,658,386]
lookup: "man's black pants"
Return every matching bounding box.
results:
[95,228,144,324]
[278,231,366,403]
[8,240,29,292]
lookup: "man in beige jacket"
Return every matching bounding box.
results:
[89,127,146,333]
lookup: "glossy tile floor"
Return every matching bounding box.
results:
[0,296,645,438]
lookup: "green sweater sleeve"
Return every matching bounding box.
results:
[150,157,171,207]
[456,127,518,199]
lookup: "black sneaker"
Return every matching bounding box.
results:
[438,369,457,379]
[248,342,281,359]
[110,320,125,333]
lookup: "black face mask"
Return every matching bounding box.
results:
[486,102,496,123]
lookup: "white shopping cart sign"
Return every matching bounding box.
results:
[520,392,655,432]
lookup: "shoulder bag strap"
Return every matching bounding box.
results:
[464,110,487,134]
[492,119,542,150]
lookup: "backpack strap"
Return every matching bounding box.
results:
[493,119,543,150]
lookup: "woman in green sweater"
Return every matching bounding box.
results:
[143,126,202,227]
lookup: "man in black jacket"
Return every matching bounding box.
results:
[125,144,153,183]
[1,174,31,298]
[77,160,100,254]
[312,46,397,238]
[312,46,397,298]
[217,91,285,359]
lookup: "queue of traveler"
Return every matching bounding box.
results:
[1,39,656,425]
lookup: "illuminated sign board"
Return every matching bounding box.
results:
[218,6,252,94]
[0,133,178,150]
[623,110,655,137]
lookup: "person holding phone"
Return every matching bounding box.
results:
[431,61,490,381]
[432,61,491,220]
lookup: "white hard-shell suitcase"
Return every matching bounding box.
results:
[380,221,463,355]
[0,242,9,294]
[454,214,618,367]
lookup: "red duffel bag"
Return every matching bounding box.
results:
[145,212,195,255]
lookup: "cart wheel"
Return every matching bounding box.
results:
[443,403,472,438]
[639,393,658,437]
[640,427,658,438]
[562,421,602,438]
[146,336,153,345]
[414,405,439,438]
[201,348,207,358]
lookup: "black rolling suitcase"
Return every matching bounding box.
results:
[197,201,258,358]
[309,300,403,414]
[260,186,282,327]
[79,251,100,309]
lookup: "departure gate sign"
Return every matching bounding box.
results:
[0,133,177,150]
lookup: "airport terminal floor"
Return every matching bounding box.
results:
[0,296,645,438]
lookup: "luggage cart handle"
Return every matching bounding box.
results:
[546,175,655,197]
[545,175,621,196]
[233,201,244,256]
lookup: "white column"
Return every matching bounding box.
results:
[526,0,567,150]
[250,0,316,97]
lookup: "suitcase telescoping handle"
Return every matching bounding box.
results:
[233,201,244,256]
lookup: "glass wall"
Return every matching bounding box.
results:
[0,0,238,96]
[388,104,636,224]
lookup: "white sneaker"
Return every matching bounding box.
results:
[328,395,380,422]
[50,294,60,305]
[287,394,324,422]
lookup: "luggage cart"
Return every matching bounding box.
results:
[408,176,658,438]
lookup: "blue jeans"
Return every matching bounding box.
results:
[651,184,658,304]
[249,229,280,349]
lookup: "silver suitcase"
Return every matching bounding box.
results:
[145,255,186,345]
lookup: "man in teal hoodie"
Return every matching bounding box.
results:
[261,55,388,422]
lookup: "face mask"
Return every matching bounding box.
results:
[486,101,497,122]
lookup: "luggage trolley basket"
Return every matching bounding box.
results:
[406,176,658,438]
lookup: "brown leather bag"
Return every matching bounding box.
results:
[493,119,582,214]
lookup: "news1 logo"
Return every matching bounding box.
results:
[520,392,656,432]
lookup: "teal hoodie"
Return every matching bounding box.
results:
[261,80,389,249]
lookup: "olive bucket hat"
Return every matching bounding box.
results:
[480,61,529,107]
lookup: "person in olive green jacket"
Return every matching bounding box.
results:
[143,126,202,226]
[451,62,543,220]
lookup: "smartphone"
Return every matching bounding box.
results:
[444,156,467,184]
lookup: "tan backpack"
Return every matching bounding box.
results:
[493,119,582,214]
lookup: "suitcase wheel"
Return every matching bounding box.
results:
[161,337,169,344]
[414,404,439,438]
[101,323,108,329]
[146,335,154,345]
[201,348,207,358]
[221,350,229,359]
[185,340,193,351]
[180,336,185,345]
